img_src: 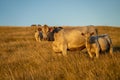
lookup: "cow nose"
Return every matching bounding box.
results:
[43,37,47,41]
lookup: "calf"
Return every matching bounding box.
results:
[81,33,113,58]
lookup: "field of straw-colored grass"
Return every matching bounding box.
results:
[0,26,120,80]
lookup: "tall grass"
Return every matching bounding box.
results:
[0,26,120,80]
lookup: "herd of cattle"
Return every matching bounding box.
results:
[34,25,113,58]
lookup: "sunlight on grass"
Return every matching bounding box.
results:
[0,26,120,80]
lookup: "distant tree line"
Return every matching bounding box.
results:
[31,24,41,27]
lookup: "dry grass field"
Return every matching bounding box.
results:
[0,26,120,80]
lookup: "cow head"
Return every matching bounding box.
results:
[47,27,63,41]
[81,32,95,42]
[38,25,63,41]
[41,24,49,40]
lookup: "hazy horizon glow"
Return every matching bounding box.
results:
[0,0,120,26]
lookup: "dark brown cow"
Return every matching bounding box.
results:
[47,27,63,41]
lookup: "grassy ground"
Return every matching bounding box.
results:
[0,26,120,80]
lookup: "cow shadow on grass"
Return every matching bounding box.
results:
[113,46,120,52]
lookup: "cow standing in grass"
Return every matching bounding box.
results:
[35,25,63,41]
[52,26,98,56]
[34,28,43,42]
[41,25,49,40]
[81,32,113,58]
[47,27,63,41]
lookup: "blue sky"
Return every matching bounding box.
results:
[0,0,120,26]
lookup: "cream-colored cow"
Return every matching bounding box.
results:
[41,24,49,40]
[34,28,43,42]
[52,26,98,56]
[81,32,113,58]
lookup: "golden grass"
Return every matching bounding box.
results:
[0,26,120,80]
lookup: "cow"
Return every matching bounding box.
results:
[34,28,43,42]
[35,24,63,41]
[47,27,63,41]
[81,32,113,58]
[52,26,98,56]
[41,24,49,40]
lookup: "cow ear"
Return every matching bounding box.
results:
[49,27,53,32]
[49,27,51,31]
[90,32,94,36]
[81,33,85,36]
[38,28,42,31]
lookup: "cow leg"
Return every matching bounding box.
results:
[35,37,38,41]
[87,49,93,58]
[38,37,41,42]
[52,42,61,53]
[88,52,93,58]
[95,47,100,58]
[109,44,113,56]
[109,40,113,56]
[61,44,67,56]
[105,36,113,56]
[36,37,39,42]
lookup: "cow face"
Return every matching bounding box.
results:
[41,25,49,40]
[81,32,94,42]
[40,26,63,41]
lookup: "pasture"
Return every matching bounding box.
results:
[0,26,120,80]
